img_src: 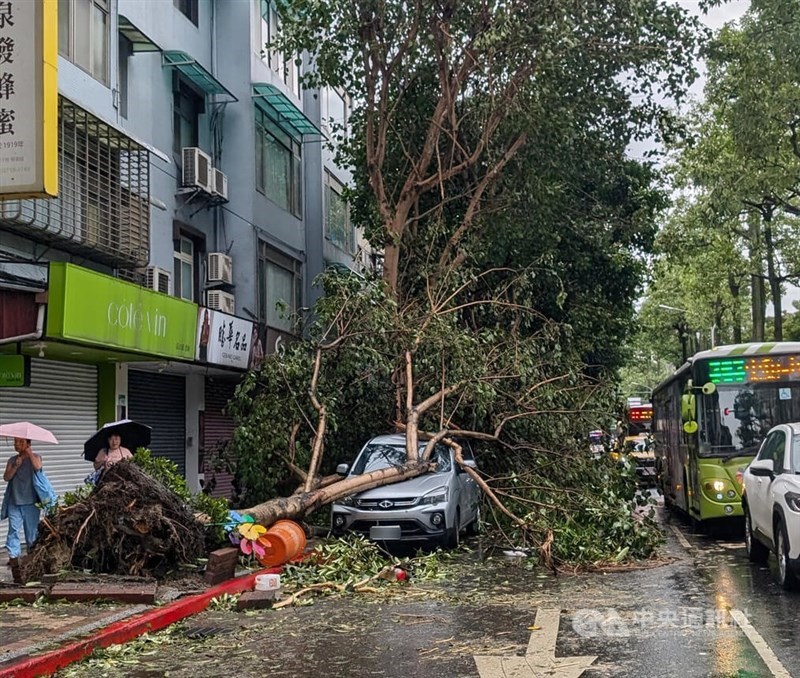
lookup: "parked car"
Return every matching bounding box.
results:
[742,423,800,589]
[330,434,481,548]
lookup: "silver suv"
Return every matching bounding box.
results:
[330,434,481,548]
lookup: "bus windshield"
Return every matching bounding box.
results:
[700,383,800,457]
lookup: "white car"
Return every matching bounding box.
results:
[742,423,800,589]
[331,434,481,548]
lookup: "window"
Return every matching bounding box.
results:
[321,88,349,136]
[173,236,196,301]
[58,0,109,84]
[325,172,354,253]
[118,36,132,119]
[258,244,302,334]
[12,98,151,270]
[173,82,204,154]
[174,0,199,25]
[255,109,303,217]
[259,0,300,97]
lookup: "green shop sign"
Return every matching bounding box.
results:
[47,263,198,360]
[0,355,31,387]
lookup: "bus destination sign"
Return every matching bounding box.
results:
[707,355,800,384]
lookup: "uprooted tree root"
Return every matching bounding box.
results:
[23,462,206,581]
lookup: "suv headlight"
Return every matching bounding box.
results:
[785,491,800,513]
[338,495,355,507]
[419,488,448,505]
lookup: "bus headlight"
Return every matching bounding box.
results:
[712,480,725,492]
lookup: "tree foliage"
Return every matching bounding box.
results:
[226,0,706,564]
[647,0,800,348]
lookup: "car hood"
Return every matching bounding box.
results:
[349,472,449,499]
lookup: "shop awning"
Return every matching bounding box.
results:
[162,51,238,102]
[252,83,324,141]
[118,16,161,53]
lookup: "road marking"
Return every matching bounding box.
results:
[730,609,792,678]
[474,608,596,678]
[670,524,693,550]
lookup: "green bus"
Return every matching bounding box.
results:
[652,342,800,524]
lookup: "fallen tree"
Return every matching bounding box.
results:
[223,0,702,565]
[23,462,211,580]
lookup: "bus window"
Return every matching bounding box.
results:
[701,385,800,457]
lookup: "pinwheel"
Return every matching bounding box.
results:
[226,512,254,546]
[238,522,267,557]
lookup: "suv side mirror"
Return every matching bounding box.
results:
[749,459,775,479]
[459,459,477,473]
[336,463,350,476]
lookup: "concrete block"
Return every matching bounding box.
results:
[236,589,279,611]
[0,587,46,603]
[48,583,158,604]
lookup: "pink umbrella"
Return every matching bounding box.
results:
[0,422,58,444]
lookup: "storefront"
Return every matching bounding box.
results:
[128,370,187,475]
[196,308,254,501]
[0,264,199,552]
[0,358,98,547]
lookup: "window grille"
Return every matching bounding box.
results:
[0,97,151,270]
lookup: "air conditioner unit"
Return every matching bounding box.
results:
[145,266,172,294]
[212,167,228,201]
[207,290,235,314]
[207,252,233,284]
[182,147,213,193]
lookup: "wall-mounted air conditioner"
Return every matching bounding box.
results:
[181,147,213,193]
[207,290,235,314]
[212,167,228,201]
[207,252,233,284]
[145,266,172,294]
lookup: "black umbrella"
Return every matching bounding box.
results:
[83,419,151,462]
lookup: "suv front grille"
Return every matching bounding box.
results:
[355,497,418,510]
[350,520,434,536]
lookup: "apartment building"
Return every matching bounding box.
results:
[0,0,361,539]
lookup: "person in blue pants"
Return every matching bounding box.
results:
[2,438,43,582]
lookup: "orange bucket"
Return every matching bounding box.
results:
[255,520,307,567]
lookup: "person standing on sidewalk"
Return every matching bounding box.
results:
[2,438,43,581]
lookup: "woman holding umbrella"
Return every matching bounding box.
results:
[84,420,151,473]
[0,422,58,583]
[92,430,132,470]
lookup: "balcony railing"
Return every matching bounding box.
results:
[0,97,151,270]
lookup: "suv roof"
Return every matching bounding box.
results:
[367,434,408,446]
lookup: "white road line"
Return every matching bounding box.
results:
[669,524,693,550]
[730,609,792,678]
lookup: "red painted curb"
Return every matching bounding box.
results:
[0,567,282,678]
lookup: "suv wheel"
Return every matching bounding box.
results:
[465,507,481,536]
[775,521,798,591]
[745,505,769,563]
[443,510,461,549]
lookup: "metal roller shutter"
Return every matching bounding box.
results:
[0,359,98,551]
[203,378,238,500]
[128,371,186,475]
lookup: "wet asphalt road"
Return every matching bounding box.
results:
[58,497,800,677]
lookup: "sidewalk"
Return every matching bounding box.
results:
[0,563,279,678]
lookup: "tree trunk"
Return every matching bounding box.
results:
[243,460,431,525]
[752,273,766,341]
[764,212,783,341]
[728,274,742,344]
[383,242,400,298]
[748,214,766,342]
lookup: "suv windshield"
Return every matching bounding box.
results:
[701,384,800,457]
[350,443,452,475]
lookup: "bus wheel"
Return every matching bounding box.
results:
[775,521,798,591]
[745,506,768,563]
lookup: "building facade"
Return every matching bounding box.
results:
[0,0,363,542]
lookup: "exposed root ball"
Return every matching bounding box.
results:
[24,462,206,580]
